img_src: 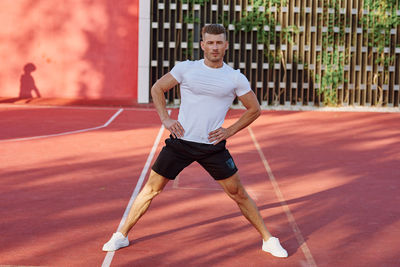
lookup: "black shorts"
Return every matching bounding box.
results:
[152,136,238,180]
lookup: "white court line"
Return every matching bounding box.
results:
[248,127,317,267]
[101,111,168,267]
[0,109,124,143]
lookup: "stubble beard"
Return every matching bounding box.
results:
[206,52,224,63]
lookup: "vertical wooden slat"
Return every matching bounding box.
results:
[348,0,355,105]
[354,0,361,105]
[281,2,289,105]
[274,3,281,104]
[310,0,317,105]
[305,0,312,105]
[337,0,344,105]
[299,0,306,105]
[393,4,400,107]
[365,1,372,106]
[288,0,294,104]
[266,0,273,105]
[359,2,366,106]
[150,0,156,103]
[388,21,395,107]
[293,0,301,105]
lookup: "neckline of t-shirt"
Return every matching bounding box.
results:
[201,59,225,70]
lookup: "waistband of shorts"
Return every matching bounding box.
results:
[171,135,226,147]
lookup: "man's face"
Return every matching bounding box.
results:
[201,33,228,63]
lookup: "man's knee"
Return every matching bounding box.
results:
[142,170,170,199]
[219,175,249,204]
[142,184,163,199]
[228,186,249,204]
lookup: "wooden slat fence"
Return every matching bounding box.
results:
[150,0,400,107]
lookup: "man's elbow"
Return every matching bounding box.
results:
[151,84,162,98]
[252,105,261,118]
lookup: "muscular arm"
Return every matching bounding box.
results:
[151,73,185,138]
[208,90,261,144]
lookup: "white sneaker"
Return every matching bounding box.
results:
[102,232,129,251]
[262,237,288,258]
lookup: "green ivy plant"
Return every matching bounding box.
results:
[360,0,400,105]
[233,0,299,104]
[233,0,298,64]
[315,50,344,106]
[314,0,346,106]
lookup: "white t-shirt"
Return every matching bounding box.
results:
[170,59,251,144]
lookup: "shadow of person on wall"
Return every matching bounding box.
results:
[19,63,41,101]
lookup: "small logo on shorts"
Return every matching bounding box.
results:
[226,158,236,169]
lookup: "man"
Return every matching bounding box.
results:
[103,24,287,258]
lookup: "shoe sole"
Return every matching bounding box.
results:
[263,249,288,258]
[102,240,129,252]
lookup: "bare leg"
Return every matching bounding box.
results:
[119,170,170,236]
[217,173,271,241]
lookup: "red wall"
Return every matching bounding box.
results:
[0,0,139,102]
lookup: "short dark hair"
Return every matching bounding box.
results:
[201,24,227,40]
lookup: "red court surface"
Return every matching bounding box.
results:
[1,104,399,267]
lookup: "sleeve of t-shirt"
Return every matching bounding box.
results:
[169,61,188,83]
[235,72,252,97]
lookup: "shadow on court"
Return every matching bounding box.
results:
[0,109,399,267]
